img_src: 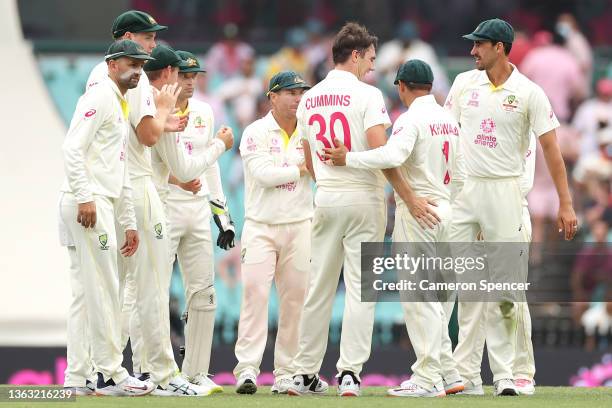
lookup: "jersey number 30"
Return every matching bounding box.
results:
[309,112,351,161]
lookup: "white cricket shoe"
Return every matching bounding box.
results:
[65,379,95,396]
[514,378,535,395]
[236,369,257,394]
[443,378,465,395]
[151,374,207,396]
[457,379,484,395]
[387,380,445,397]
[287,374,328,396]
[271,377,293,394]
[494,379,518,396]
[192,373,224,394]
[337,371,360,397]
[95,373,155,397]
[135,372,155,390]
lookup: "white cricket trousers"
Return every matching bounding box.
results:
[63,245,93,387]
[60,193,129,384]
[292,190,386,377]
[393,201,460,389]
[234,218,311,379]
[166,198,214,306]
[166,196,216,378]
[124,177,177,386]
[452,206,535,385]
[449,176,530,383]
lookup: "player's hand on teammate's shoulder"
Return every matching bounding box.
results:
[120,229,139,257]
[77,201,97,228]
[405,196,441,230]
[323,138,348,166]
[215,125,234,151]
[180,178,202,194]
[558,202,578,240]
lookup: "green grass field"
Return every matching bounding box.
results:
[1,386,611,408]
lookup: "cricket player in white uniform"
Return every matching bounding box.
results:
[288,23,410,397]
[82,10,185,382]
[324,59,464,398]
[60,40,155,397]
[64,9,172,392]
[463,135,538,395]
[88,24,207,398]
[444,18,577,396]
[149,49,234,394]
[148,46,232,206]
[234,71,312,395]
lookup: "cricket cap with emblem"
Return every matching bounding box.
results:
[394,59,434,85]
[144,45,187,71]
[177,50,206,73]
[463,18,515,44]
[112,10,168,38]
[105,39,155,61]
[267,71,311,96]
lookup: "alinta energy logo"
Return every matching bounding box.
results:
[474,118,498,148]
[480,118,496,134]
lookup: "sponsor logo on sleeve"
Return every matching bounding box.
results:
[444,95,453,109]
[84,109,96,118]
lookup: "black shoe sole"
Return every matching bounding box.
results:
[499,388,518,396]
[236,383,257,395]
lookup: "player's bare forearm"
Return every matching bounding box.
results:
[539,130,578,239]
[135,111,169,146]
[539,131,572,205]
[302,140,316,181]
[382,168,414,205]
[382,168,440,229]
[168,174,180,186]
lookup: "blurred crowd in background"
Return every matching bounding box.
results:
[32,1,612,353]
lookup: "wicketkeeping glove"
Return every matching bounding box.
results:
[210,199,235,250]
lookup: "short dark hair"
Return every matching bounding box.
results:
[489,40,512,56]
[332,22,378,65]
[400,81,433,92]
[145,68,164,81]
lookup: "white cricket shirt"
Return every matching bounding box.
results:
[61,77,136,229]
[239,111,313,224]
[167,99,226,202]
[87,61,157,180]
[444,65,559,178]
[296,69,391,200]
[346,94,460,203]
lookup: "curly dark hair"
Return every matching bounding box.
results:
[332,22,378,65]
